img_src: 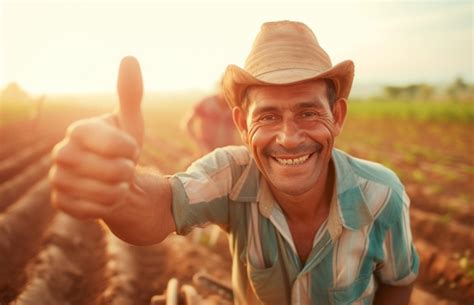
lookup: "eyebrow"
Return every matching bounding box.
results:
[293,100,326,110]
[251,100,325,117]
[251,105,279,117]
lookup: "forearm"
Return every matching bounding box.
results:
[373,281,414,305]
[103,167,176,245]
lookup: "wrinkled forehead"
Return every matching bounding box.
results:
[243,79,330,111]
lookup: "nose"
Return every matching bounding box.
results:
[276,119,305,149]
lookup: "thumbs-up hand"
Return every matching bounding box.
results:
[49,56,144,220]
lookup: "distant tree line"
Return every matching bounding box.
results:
[383,77,473,101]
[0,82,31,103]
[0,83,45,124]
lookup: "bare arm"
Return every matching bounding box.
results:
[373,281,414,305]
[103,167,176,245]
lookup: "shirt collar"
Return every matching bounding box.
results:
[229,149,373,231]
[229,158,260,202]
[331,149,373,230]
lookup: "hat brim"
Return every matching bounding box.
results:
[222,60,354,108]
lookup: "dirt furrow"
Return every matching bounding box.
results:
[13,214,109,305]
[0,155,51,213]
[408,187,474,227]
[101,234,171,305]
[0,140,56,183]
[0,179,55,303]
[410,207,474,254]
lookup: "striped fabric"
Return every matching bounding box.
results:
[170,146,419,305]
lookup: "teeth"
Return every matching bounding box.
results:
[275,154,310,166]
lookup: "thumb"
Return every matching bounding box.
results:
[116,56,144,148]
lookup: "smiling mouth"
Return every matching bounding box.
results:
[274,153,313,166]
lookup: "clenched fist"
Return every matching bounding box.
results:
[49,115,139,219]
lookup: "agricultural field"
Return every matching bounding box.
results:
[0,94,473,305]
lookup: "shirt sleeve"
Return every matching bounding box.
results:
[375,191,420,286]
[169,147,244,235]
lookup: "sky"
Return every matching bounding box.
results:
[0,0,472,94]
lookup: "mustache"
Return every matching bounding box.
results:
[264,143,322,156]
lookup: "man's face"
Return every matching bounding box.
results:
[233,79,346,197]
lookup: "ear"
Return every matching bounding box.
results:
[232,106,249,144]
[332,98,347,136]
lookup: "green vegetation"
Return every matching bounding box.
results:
[348,99,474,123]
[351,77,474,123]
[454,250,474,280]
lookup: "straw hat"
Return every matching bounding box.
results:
[222,20,354,108]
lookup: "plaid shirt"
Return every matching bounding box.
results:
[170,146,419,305]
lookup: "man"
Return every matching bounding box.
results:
[181,88,239,155]
[49,21,419,305]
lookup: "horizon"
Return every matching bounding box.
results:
[2,79,465,104]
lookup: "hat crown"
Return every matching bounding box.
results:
[244,21,333,81]
[221,20,354,108]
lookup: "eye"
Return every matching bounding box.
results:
[300,111,318,118]
[259,114,277,122]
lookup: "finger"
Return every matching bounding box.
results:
[49,165,129,206]
[51,190,112,220]
[66,119,139,160]
[117,56,144,147]
[52,140,135,183]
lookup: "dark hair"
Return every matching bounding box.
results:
[324,78,337,110]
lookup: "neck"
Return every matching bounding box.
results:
[272,160,335,223]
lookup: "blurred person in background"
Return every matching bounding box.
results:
[180,82,239,156]
[49,20,419,305]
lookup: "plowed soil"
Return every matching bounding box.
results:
[0,103,472,305]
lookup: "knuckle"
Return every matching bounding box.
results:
[49,166,69,187]
[67,118,104,141]
[119,159,135,180]
[49,166,77,193]
[48,166,60,185]
[51,140,71,163]
[50,190,59,207]
[66,119,87,138]
[116,182,129,198]
[50,141,63,160]
[51,190,68,210]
